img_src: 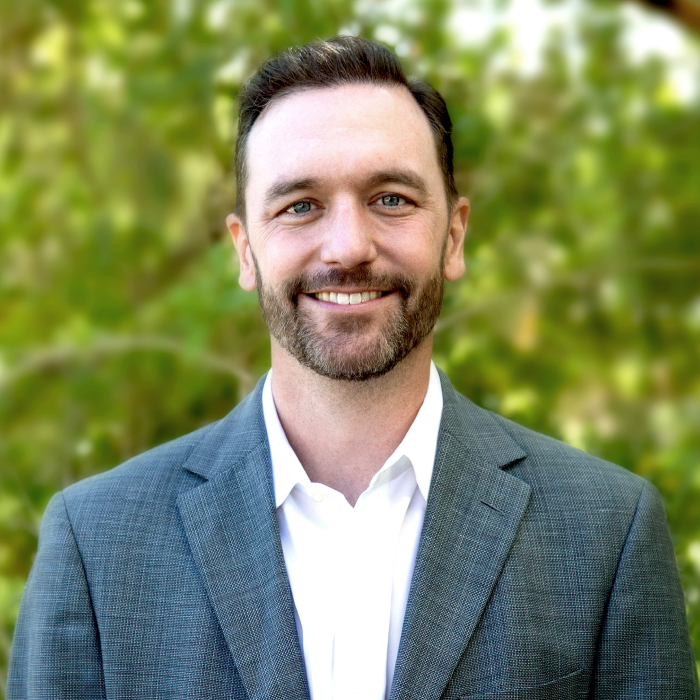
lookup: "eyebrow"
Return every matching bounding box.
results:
[263,170,431,206]
[264,178,321,204]
[363,170,430,197]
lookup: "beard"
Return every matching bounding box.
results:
[252,257,445,382]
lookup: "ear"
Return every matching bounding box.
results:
[227,213,257,291]
[443,197,469,282]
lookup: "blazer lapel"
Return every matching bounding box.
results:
[390,373,532,700]
[176,379,310,700]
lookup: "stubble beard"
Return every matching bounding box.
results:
[252,255,445,382]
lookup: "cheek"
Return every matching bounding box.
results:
[380,235,444,276]
[255,235,319,282]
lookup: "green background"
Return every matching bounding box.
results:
[1,0,699,691]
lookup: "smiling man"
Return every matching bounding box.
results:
[8,36,699,700]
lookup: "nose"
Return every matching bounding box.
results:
[319,201,377,269]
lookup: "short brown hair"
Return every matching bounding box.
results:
[234,36,457,221]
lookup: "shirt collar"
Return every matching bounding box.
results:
[263,362,444,508]
[262,373,310,508]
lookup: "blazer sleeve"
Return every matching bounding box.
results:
[592,481,699,699]
[7,492,106,700]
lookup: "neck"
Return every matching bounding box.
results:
[269,338,434,506]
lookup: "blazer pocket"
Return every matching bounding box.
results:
[457,668,584,700]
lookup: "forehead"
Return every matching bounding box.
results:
[244,83,442,204]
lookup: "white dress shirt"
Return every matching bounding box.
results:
[262,362,443,700]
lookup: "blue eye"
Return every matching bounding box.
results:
[381,195,403,206]
[287,201,312,214]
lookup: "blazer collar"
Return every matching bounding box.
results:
[177,374,311,700]
[389,369,531,700]
[181,373,271,482]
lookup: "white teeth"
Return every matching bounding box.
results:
[314,291,383,304]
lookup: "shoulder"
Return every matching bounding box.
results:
[54,421,218,544]
[490,407,646,502]
[442,376,648,513]
[59,377,268,526]
[442,382,674,577]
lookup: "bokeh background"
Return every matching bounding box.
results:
[1,0,699,691]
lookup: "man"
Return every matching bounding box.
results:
[8,36,698,699]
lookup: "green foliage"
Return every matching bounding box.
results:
[1,0,699,690]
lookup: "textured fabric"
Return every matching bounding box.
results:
[263,362,443,700]
[8,370,700,699]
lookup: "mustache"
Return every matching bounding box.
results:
[282,268,415,300]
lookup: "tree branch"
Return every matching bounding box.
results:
[631,0,700,35]
[1,334,258,401]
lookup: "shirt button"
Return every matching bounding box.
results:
[311,488,325,503]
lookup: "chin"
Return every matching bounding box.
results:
[288,331,415,382]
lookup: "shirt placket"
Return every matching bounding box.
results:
[331,478,414,700]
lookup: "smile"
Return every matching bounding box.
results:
[313,291,384,305]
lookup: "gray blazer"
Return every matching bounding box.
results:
[8,371,699,699]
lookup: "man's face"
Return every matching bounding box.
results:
[228,83,468,381]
